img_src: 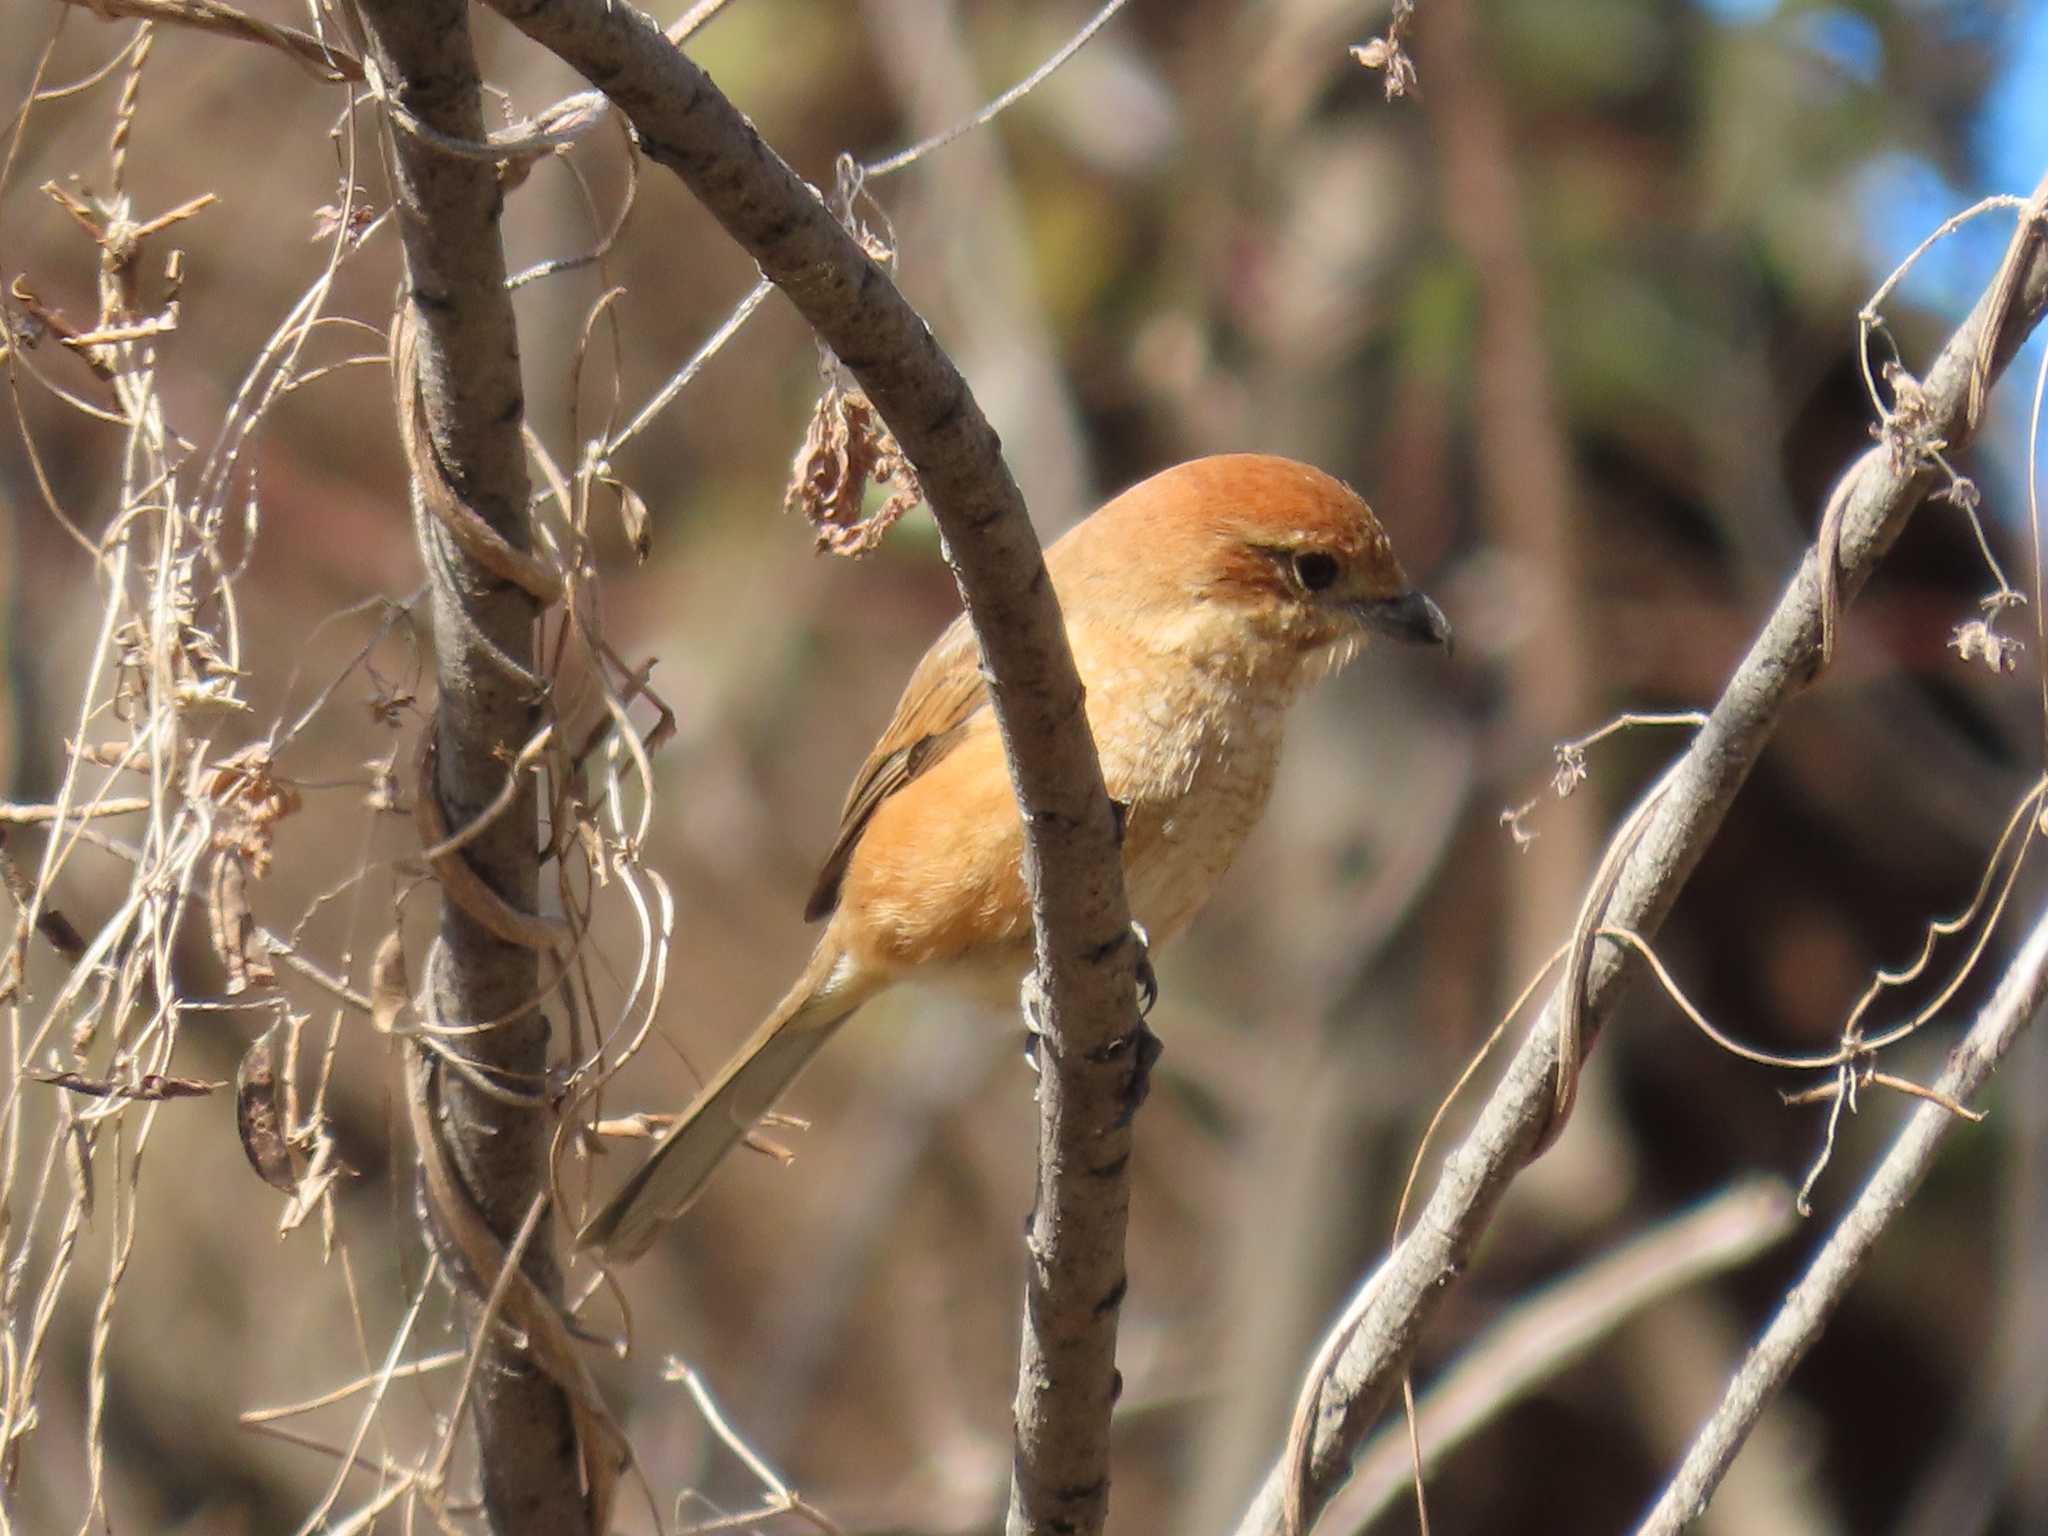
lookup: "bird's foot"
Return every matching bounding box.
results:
[1092,1014,1164,1127]
[1018,920,1156,1104]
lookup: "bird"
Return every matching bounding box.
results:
[578,453,1450,1261]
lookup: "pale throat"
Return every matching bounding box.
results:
[1075,607,1341,947]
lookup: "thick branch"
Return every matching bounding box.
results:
[476,4,1140,1531]
[355,1,588,1530]
[1238,172,2048,1536]
[1637,903,2048,1532]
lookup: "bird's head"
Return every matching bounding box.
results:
[1055,454,1451,683]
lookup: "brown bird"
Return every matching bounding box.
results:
[579,454,1450,1261]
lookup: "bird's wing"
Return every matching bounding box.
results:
[804,612,990,921]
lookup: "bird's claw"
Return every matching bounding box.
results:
[1130,921,1158,1018]
[1019,969,1048,1076]
[1095,1015,1164,1127]
[1128,1019,1164,1118]
[1109,795,1132,846]
[1116,922,1161,1122]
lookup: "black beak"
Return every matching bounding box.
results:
[1360,588,1453,654]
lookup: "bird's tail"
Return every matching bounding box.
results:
[576,941,875,1262]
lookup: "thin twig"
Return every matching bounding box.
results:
[861,0,1134,179]
[0,797,149,824]
[604,277,771,456]
[1636,905,2048,1532]
[54,0,364,82]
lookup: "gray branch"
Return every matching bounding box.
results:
[475,4,1141,1531]
[1335,1177,1795,1531]
[355,1,588,1529]
[1236,171,2048,1536]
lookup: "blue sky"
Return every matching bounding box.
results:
[1695,0,2048,507]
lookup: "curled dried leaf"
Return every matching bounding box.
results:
[1950,618,2023,674]
[603,474,652,563]
[1350,0,1419,100]
[1552,743,1589,799]
[208,852,274,995]
[310,192,378,247]
[206,742,302,876]
[785,379,925,556]
[236,1022,297,1193]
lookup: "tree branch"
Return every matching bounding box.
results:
[1331,1177,1795,1532]
[1635,902,2048,1531]
[1238,170,2048,1536]
[355,1,591,1529]
[475,4,1141,1531]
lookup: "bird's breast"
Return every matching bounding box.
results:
[1091,654,1292,947]
[833,636,1301,989]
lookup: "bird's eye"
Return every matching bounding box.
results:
[1291,551,1341,593]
